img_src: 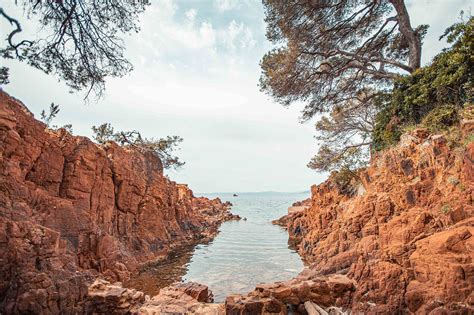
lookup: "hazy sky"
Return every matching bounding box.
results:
[1,0,471,193]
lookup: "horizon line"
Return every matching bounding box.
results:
[196,190,311,195]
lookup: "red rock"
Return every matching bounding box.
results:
[227,271,355,313]
[225,294,286,315]
[86,280,223,314]
[0,91,233,313]
[174,282,214,303]
[281,129,474,313]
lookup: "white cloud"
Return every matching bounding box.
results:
[223,20,256,51]
[214,0,240,12]
[199,22,217,48]
[126,1,258,77]
[2,0,471,192]
[132,1,217,58]
[185,8,197,22]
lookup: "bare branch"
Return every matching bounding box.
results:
[0,7,34,58]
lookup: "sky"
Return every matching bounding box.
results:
[1,0,472,193]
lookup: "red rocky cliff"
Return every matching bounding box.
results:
[283,128,474,313]
[0,91,233,314]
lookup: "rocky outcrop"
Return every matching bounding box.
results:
[282,128,474,313]
[0,91,233,314]
[273,198,311,228]
[86,280,223,314]
[84,270,354,315]
[225,269,354,315]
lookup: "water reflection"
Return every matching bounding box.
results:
[126,192,308,302]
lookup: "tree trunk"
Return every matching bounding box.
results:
[389,0,422,72]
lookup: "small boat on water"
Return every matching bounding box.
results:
[233,193,238,197]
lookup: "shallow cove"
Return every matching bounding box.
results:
[127,191,307,302]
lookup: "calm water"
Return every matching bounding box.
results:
[127,191,307,302]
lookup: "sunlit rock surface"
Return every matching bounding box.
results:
[281,127,474,313]
[0,91,233,314]
[1,88,473,314]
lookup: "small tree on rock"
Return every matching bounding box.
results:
[40,103,60,127]
[40,102,73,133]
[91,123,115,145]
[308,89,381,173]
[92,123,185,170]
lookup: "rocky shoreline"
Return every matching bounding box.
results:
[1,89,473,314]
[0,91,237,314]
[272,127,474,314]
[85,125,473,314]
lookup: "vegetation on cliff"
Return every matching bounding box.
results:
[35,104,186,170]
[260,0,427,172]
[92,123,185,170]
[373,18,474,150]
[260,0,473,176]
[277,123,474,313]
[258,3,473,312]
[1,2,187,170]
[325,18,472,194]
[0,91,232,313]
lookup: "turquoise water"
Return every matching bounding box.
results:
[182,192,307,301]
[127,191,307,302]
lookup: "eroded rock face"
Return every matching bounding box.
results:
[0,91,233,314]
[283,129,474,313]
[0,218,94,314]
[86,279,146,314]
[225,270,354,315]
[86,280,223,315]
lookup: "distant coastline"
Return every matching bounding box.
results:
[198,190,311,195]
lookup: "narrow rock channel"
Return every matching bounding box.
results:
[127,192,307,302]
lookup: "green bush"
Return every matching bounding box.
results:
[373,18,473,150]
[329,167,361,197]
[461,105,474,120]
[421,104,459,133]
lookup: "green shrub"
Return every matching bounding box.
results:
[445,126,463,149]
[373,18,473,150]
[464,133,474,147]
[421,104,459,133]
[448,176,460,186]
[461,105,474,120]
[440,204,451,214]
[329,167,361,197]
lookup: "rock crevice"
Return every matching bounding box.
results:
[0,91,233,314]
[281,128,474,313]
